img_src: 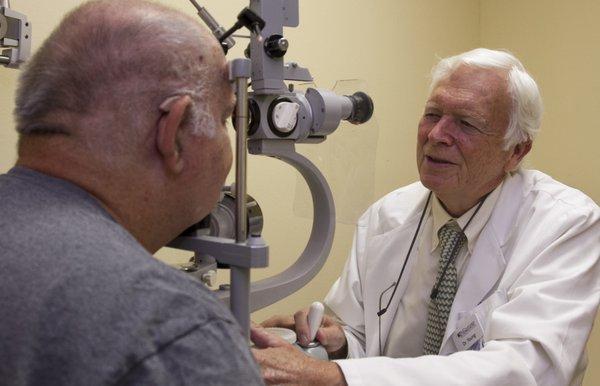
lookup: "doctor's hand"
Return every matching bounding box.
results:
[261,310,348,359]
[251,327,347,386]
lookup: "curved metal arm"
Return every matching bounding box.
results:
[215,138,335,311]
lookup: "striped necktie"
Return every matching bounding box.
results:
[423,220,466,355]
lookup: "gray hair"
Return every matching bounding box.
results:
[14,0,218,148]
[430,48,542,150]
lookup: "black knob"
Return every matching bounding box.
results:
[264,34,288,58]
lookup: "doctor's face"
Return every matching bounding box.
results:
[416,65,515,210]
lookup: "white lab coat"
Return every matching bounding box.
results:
[325,170,600,386]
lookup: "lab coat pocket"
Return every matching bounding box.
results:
[452,289,508,351]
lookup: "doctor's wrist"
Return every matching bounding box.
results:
[311,361,347,386]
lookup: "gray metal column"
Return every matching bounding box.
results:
[230,59,252,338]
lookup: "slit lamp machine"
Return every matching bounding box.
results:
[0,0,375,342]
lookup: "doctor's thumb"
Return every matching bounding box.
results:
[250,326,288,349]
[316,326,346,351]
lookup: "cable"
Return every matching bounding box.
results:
[377,191,432,318]
[378,282,396,355]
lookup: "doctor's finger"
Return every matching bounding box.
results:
[260,314,295,329]
[316,325,347,352]
[320,315,342,327]
[251,326,289,348]
[293,308,311,346]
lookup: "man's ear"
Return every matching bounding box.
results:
[504,139,532,172]
[156,95,192,175]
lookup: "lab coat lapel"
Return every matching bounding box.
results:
[439,229,505,353]
[439,172,525,354]
[364,221,421,355]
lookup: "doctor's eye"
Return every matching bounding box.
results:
[460,119,475,128]
[423,112,441,122]
[459,119,482,133]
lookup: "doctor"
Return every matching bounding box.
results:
[251,48,600,385]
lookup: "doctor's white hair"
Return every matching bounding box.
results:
[14,0,218,146]
[430,48,543,150]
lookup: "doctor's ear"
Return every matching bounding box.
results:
[505,140,532,172]
[156,95,193,175]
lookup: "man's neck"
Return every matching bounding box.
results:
[438,197,477,218]
[436,178,504,218]
[16,150,171,254]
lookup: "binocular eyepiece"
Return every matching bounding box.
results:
[345,91,374,125]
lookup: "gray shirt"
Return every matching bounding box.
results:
[0,166,263,385]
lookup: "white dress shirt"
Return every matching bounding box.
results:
[383,182,503,357]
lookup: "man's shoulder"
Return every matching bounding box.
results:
[509,169,598,216]
[0,166,236,327]
[115,310,262,385]
[0,166,152,274]
[0,167,246,384]
[490,169,599,251]
[520,169,597,207]
[0,166,232,317]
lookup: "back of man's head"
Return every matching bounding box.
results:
[14,0,220,160]
[11,0,233,252]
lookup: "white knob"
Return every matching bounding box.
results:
[307,301,325,342]
[272,101,300,133]
[200,270,217,287]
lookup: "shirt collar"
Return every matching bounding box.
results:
[430,180,504,254]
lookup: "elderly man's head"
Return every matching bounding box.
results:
[14,0,235,251]
[416,48,542,216]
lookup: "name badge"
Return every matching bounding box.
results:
[452,313,484,351]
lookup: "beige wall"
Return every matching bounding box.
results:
[1,0,597,383]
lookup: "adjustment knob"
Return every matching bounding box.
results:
[264,34,288,58]
[271,101,299,133]
[307,301,325,342]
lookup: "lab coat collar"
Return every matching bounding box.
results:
[439,172,525,354]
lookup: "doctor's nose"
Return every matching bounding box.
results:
[427,116,455,146]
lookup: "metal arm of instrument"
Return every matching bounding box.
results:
[0,1,31,68]
[242,139,335,311]
[171,0,374,338]
[188,0,236,52]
